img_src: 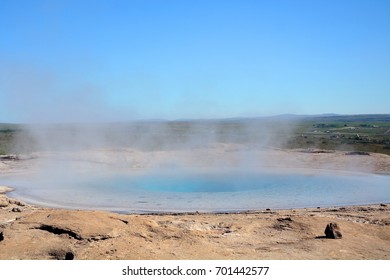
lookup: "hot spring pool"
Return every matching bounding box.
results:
[3,168,390,212]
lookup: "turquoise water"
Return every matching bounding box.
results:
[3,169,390,212]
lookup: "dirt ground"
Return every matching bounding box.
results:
[1,147,389,260]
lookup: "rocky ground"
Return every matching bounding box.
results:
[0,192,389,260]
[0,147,389,259]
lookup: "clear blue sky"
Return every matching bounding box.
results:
[1,0,389,122]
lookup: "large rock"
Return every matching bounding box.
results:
[324,222,342,239]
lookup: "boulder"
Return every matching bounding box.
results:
[324,222,342,239]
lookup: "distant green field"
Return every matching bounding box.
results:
[1,114,390,155]
[285,115,390,155]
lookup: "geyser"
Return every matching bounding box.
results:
[4,168,390,213]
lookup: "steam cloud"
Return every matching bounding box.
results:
[1,62,303,207]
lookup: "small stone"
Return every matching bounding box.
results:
[48,249,75,260]
[0,196,9,207]
[266,208,271,211]
[12,207,22,212]
[277,217,292,222]
[324,222,342,239]
[8,199,25,206]
[380,204,387,207]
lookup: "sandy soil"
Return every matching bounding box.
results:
[1,146,389,259]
